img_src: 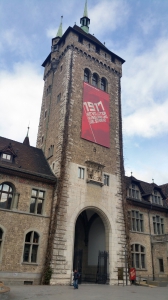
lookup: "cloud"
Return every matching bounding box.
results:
[0,62,43,146]
[125,167,167,186]
[89,0,130,36]
[123,101,168,137]
[0,28,35,60]
[139,13,157,35]
[122,37,168,137]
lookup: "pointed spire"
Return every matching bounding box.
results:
[56,16,63,38]
[83,0,88,17]
[80,0,90,33]
[23,126,30,146]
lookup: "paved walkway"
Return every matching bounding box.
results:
[8,284,168,300]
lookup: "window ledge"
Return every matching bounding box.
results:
[22,262,38,266]
[86,178,104,187]
[0,208,49,218]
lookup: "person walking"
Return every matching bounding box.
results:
[73,269,80,289]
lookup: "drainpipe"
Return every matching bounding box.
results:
[148,205,155,281]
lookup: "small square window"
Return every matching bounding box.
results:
[2,153,12,161]
[78,167,84,179]
[104,174,109,186]
[44,110,47,118]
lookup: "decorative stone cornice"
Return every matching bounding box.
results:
[43,44,122,81]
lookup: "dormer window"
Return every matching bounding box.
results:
[1,153,12,162]
[129,184,140,200]
[152,190,162,205]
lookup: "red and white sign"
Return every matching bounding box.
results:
[81,82,110,148]
[129,268,136,281]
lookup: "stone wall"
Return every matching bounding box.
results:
[0,173,54,284]
[128,203,168,278]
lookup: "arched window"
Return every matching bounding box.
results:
[101,78,107,91]
[84,69,90,83]
[0,228,3,258]
[23,231,39,263]
[92,73,98,87]
[0,183,13,209]
[131,244,145,269]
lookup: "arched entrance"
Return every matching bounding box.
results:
[73,208,109,284]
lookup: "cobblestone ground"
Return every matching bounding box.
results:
[8,284,168,300]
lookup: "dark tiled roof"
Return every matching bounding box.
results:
[73,25,125,63]
[0,136,56,182]
[125,176,168,209]
[42,25,125,67]
[159,183,168,196]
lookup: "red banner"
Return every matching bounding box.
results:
[129,268,136,281]
[81,82,110,148]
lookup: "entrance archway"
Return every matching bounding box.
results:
[73,208,109,283]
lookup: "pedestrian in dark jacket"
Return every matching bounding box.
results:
[73,269,80,289]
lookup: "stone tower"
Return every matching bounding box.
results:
[37,3,126,285]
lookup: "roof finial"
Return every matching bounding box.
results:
[56,16,63,38]
[83,0,88,17]
[131,172,133,177]
[27,126,30,137]
[152,178,154,183]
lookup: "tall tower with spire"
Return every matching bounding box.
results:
[37,2,126,286]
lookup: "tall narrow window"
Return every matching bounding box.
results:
[153,215,164,234]
[95,45,100,53]
[23,231,39,263]
[101,78,107,91]
[104,174,109,186]
[0,228,3,258]
[78,167,84,179]
[30,189,45,215]
[92,73,98,87]
[57,93,61,103]
[131,244,145,269]
[0,183,13,209]
[78,35,83,44]
[159,258,164,272]
[131,210,144,232]
[84,69,90,83]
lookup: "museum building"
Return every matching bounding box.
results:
[0,2,168,285]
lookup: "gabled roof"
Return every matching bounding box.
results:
[125,175,166,198]
[0,142,17,157]
[0,136,56,183]
[159,183,168,198]
[42,24,125,67]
